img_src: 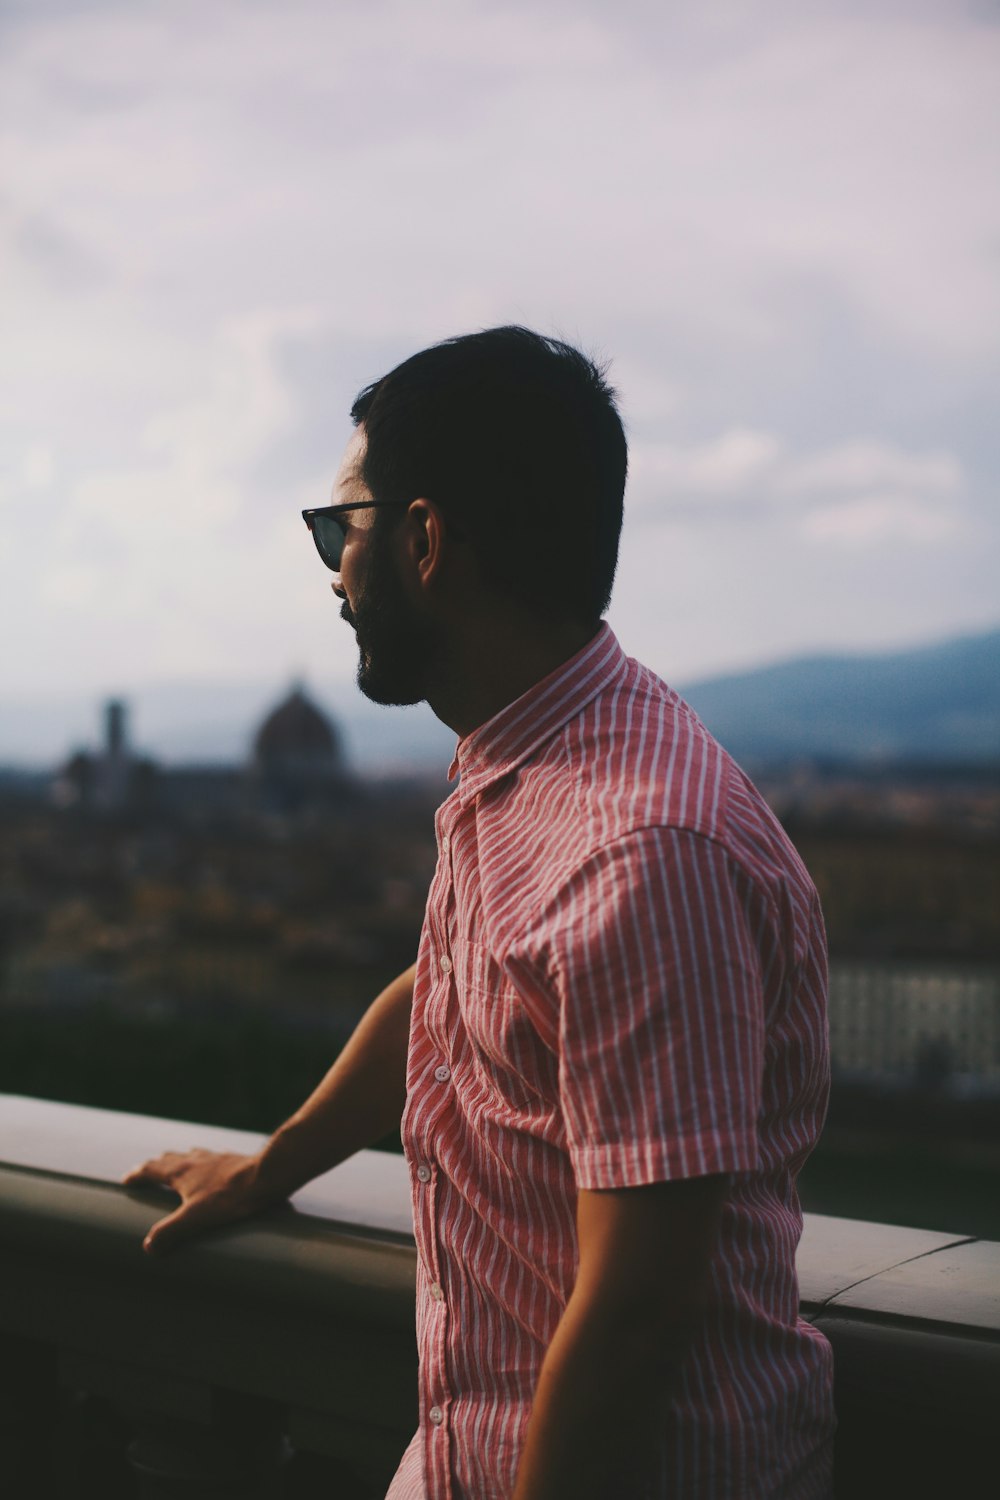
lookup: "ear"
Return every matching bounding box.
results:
[401,499,448,591]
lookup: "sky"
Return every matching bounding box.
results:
[2,0,999,752]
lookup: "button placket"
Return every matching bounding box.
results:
[415,815,461,1494]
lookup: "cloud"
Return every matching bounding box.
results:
[631,430,783,504]
[802,494,959,546]
[4,0,999,352]
[22,446,55,488]
[12,212,109,295]
[629,429,965,546]
[780,442,962,497]
[0,0,997,703]
[40,562,101,608]
[70,310,306,544]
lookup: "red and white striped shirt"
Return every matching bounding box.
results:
[388,625,835,1499]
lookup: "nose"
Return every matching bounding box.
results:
[330,574,346,599]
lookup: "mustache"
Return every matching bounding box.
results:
[340,601,357,630]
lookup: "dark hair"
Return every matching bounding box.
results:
[350,325,627,624]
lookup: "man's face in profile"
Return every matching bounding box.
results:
[332,428,437,708]
[341,520,433,707]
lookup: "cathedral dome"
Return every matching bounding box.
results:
[253,685,341,770]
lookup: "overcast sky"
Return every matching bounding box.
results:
[3,0,998,732]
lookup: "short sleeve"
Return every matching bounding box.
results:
[542,827,766,1190]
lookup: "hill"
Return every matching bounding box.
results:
[680,627,1000,764]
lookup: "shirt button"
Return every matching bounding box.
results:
[429,1405,444,1427]
[434,1064,451,1083]
[429,1281,445,1302]
[441,835,450,854]
[416,1163,432,1184]
[439,954,453,975]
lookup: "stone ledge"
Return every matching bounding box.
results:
[4,1092,998,1337]
[2,1092,998,1498]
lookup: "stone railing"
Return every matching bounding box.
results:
[1,1093,997,1498]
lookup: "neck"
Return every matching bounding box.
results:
[426,612,600,739]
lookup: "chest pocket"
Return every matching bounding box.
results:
[455,939,550,1108]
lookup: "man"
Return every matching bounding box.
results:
[127,327,835,1498]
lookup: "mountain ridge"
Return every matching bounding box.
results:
[679,626,1000,764]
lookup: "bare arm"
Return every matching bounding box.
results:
[124,963,415,1254]
[511,1173,729,1500]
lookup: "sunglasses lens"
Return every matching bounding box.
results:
[311,514,347,571]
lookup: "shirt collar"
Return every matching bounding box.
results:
[449,622,630,806]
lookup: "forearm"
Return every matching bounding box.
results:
[512,1288,690,1500]
[510,1176,728,1497]
[253,963,414,1198]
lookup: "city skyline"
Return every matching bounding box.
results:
[3,618,996,772]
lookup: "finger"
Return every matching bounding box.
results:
[143,1201,205,1256]
[123,1160,179,1187]
[142,1183,246,1255]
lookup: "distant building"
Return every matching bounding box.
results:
[250,683,349,814]
[52,700,156,812]
[51,684,351,819]
[97,700,129,809]
[253,684,343,777]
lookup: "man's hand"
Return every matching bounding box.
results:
[123,1149,275,1256]
[123,962,417,1257]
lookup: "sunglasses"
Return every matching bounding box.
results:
[301,500,411,572]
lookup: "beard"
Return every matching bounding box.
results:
[341,532,439,706]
